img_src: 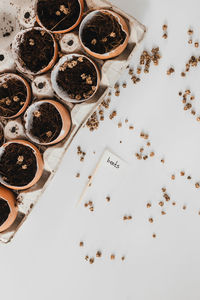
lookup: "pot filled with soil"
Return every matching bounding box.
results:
[12,27,58,75]
[79,9,129,60]
[51,54,100,103]
[0,186,18,233]
[24,99,72,145]
[0,140,44,190]
[36,0,84,34]
[0,73,31,119]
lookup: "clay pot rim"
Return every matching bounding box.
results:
[51,53,100,103]
[0,122,5,146]
[0,187,18,233]
[35,0,84,34]
[12,27,58,76]
[0,139,44,190]
[0,73,31,119]
[79,9,129,59]
[24,99,72,146]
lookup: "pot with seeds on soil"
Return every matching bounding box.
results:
[36,0,84,34]
[24,99,72,146]
[79,9,129,60]
[12,27,58,75]
[0,140,44,190]
[51,54,100,103]
[0,73,31,119]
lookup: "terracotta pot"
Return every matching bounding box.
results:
[12,27,58,75]
[24,99,72,146]
[79,9,129,60]
[0,140,44,190]
[36,0,84,34]
[0,186,18,233]
[0,73,31,119]
[51,53,100,103]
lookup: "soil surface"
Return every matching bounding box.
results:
[37,0,81,31]
[30,102,63,143]
[81,11,127,54]
[18,29,54,73]
[57,56,97,100]
[0,198,10,227]
[0,143,37,187]
[0,77,27,118]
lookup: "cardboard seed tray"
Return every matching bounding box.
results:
[0,0,146,243]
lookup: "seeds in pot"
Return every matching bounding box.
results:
[30,103,63,144]
[0,77,27,117]
[17,28,55,73]
[37,0,81,31]
[0,143,37,187]
[57,56,97,101]
[0,198,10,226]
[81,11,127,54]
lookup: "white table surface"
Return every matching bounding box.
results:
[1,0,200,299]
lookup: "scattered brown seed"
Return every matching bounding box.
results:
[129,125,134,130]
[146,202,151,208]
[140,147,144,153]
[152,233,156,238]
[106,196,110,202]
[162,33,168,39]
[195,183,200,188]
[195,42,199,48]
[149,217,154,223]
[110,254,115,260]
[121,256,125,261]
[181,72,186,77]
[161,210,166,215]
[96,251,102,258]
[109,111,117,120]
[150,152,155,157]
[187,176,192,180]
[122,83,127,88]
[188,29,193,35]
[182,205,187,210]
[118,122,122,128]
[147,141,151,146]
[171,174,175,180]
[162,187,166,192]
[161,159,165,163]
[180,171,185,176]
[188,39,193,44]
[85,255,89,261]
[162,24,168,31]
[115,90,120,97]
[76,173,80,178]
[172,202,176,206]
[79,241,84,247]
[197,116,200,122]
[89,257,94,264]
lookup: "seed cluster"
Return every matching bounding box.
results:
[84,200,94,212]
[162,24,168,39]
[77,146,86,162]
[178,89,200,121]
[182,55,200,76]
[135,132,155,160]
[139,47,161,73]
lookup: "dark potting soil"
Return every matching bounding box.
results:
[37,0,81,31]
[0,143,37,187]
[0,126,4,146]
[81,11,127,54]
[0,198,10,227]
[0,78,27,118]
[18,29,54,73]
[31,103,62,143]
[57,56,97,100]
